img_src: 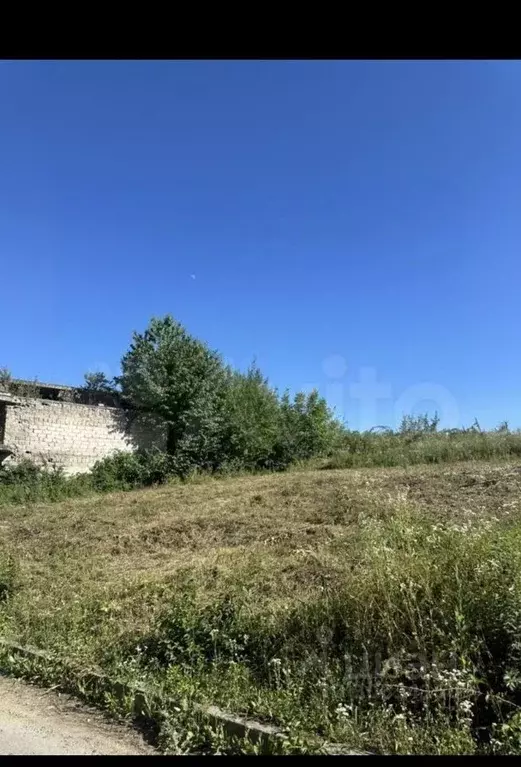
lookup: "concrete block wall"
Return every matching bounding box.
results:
[2,397,166,475]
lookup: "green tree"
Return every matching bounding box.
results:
[220,363,282,470]
[275,389,340,466]
[82,371,117,392]
[118,315,227,471]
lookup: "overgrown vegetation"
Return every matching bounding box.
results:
[0,553,17,603]
[2,462,521,753]
[2,415,521,508]
[3,318,521,507]
[0,460,91,505]
[0,366,12,390]
[0,316,340,492]
[3,318,521,753]
[326,417,521,470]
[116,316,341,476]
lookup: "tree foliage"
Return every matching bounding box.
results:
[220,363,282,470]
[118,316,228,472]
[116,315,342,476]
[274,389,340,467]
[82,371,117,392]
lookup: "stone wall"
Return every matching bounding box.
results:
[1,395,166,475]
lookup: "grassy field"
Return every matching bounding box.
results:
[2,460,521,753]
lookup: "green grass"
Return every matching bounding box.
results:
[325,430,521,469]
[2,461,521,753]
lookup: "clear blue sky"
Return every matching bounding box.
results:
[1,60,520,430]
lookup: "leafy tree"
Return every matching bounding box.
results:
[220,363,282,470]
[274,389,340,466]
[82,371,117,392]
[118,315,227,470]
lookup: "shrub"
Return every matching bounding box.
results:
[0,451,178,503]
[0,366,12,391]
[0,460,44,487]
[90,449,176,492]
[270,390,341,470]
[399,412,440,434]
[0,460,91,505]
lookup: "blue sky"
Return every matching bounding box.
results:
[1,60,520,430]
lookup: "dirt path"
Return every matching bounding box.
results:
[0,675,156,755]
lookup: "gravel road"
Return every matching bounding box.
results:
[0,674,156,755]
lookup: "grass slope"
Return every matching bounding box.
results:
[2,461,521,753]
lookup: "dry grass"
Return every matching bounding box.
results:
[3,460,521,753]
[1,460,521,646]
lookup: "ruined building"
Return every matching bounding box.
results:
[0,380,164,475]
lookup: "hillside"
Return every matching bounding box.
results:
[2,461,521,753]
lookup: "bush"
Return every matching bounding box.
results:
[268,390,341,470]
[0,460,91,505]
[0,460,44,487]
[0,450,179,504]
[90,449,176,492]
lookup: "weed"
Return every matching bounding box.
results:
[0,554,18,602]
[2,461,521,752]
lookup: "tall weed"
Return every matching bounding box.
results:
[139,507,521,751]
